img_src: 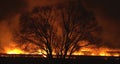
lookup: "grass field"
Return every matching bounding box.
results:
[0,54,119,64]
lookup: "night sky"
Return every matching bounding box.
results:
[0,0,120,49]
[83,0,120,48]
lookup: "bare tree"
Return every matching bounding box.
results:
[16,6,58,59]
[55,1,102,58]
[15,0,102,59]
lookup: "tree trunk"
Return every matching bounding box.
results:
[48,45,53,59]
[63,49,68,59]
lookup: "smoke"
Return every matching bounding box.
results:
[0,0,71,20]
[0,0,28,53]
[0,0,71,53]
[83,0,120,49]
[27,0,71,11]
[0,0,27,20]
[0,15,20,53]
[0,0,119,53]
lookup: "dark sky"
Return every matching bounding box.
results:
[0,0,27,20]
[83,0,120,48]
[0,0,120,49]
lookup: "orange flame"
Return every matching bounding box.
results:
[4,43,120,57]
[73,47,120,57]
[5,47,120,57]
[6,48,25,54]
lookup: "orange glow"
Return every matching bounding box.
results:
[74,46,120,57]
[5,48,47,58]
[5,47,120,57]
[114,54,119,57]
[6,48,26,54]
[3,43,120,57]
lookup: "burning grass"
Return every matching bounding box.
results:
[73,46,120,57]
[3,46,120,57]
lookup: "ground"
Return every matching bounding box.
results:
[0,55,119,64]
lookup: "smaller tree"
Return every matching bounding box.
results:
[15,6,58,59]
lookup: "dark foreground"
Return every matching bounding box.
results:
[0,55,120,64]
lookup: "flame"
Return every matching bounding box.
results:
[6,48,26,54]
[3,43,120,57]
[74,47,120,57]
[5,47,120,57]
[4,48,47,58]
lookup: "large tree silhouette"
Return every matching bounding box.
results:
[56,1,102,58]
[15,0,102,59]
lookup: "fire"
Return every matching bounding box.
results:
[6,48,26,54]
[74,46,120,57]
[3,42,120,57]
[5,46,120,57]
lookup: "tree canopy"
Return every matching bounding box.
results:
[15,0,102,59]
